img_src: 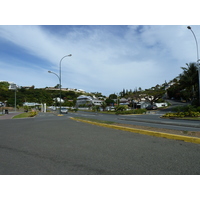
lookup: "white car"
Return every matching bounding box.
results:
[60,108,68,114]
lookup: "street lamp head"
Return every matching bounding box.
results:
[68,54,72,56]
[187,26,191,30]
[48,71,52,73]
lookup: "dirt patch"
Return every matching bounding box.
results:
[113,123,200,138]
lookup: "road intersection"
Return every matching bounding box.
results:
[0,112,200,175]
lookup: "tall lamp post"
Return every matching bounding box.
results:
[187,26,200,105]
[48,54,72,114]
[48,71,60,112]
[14,84,17,112]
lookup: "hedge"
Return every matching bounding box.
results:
[116,109,147,115]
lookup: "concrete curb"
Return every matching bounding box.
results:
[70,117,200,144]
[118,117,200,128]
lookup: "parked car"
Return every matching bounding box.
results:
[146,105,157,110]
[60,108,68,114]
[105,106,115,111]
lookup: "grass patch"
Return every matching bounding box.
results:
[13,112,31,118]
[73,117,115,124]
[13,111,37,119]
[183,117,200,120]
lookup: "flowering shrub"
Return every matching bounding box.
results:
[162,111,200,118]
[28,111,37,117]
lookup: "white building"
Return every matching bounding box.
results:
[76,95,103,107]
[23,102,42,106]
[53,97,64,103]
[0,81,19,90]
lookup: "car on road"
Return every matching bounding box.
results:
[146,105,157,110]
[60,108,68,114]
[105,106,115,111]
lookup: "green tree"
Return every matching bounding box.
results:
[143,84,166,105]
[167,78,182,99]
[101,101,107,111]
[109,93,117,99]
[179,63,198,102]
[115,105,128,111]
[105,98,114,106]
[54,84,61,89]
[0,81,9,90]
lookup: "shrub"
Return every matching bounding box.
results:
[92,105,100,112]
[162,111,200,118]
[28,111,37,117]
[68,108,78,112]
[115,108,146,115]
[133,109,147,114]
[115,105,128,111]
[172,105,197,112]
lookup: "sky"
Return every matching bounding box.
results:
[1,25,200,96]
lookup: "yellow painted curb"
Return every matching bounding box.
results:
[70,117,200,144]
[57,114,64,116]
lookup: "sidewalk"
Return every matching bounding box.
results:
[0,112,22,120]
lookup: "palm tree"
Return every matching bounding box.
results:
[179,63,198,101]
[101,101,107,111]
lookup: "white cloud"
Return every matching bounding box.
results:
[0,25,200,96]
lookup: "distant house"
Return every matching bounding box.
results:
[45,87,86,93]
[21,85,35,90]
[23,102,42,106]
[9,83,18,90]
[119,98,130,105]
[76,95,103,107]
[53,97,64,103]
[0,81,18,90]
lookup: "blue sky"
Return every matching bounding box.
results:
[1,25,200,96]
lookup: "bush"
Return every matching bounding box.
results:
[115,105,128,111]
[133,109,147,114]
[92,105,100,112]
[116,108,146,115]
[162,111,200,118]
[68,108,78,112]
[172,105,197,112]
[28,111,37,117]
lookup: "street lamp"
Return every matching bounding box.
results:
[14,84,17,112]
[187,26,200,105]
[48,71,60,81]
[48,70,61,113]
[48,54,72,114]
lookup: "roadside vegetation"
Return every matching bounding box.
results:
[1,62,200,116]
[80,105,147,115]
[115,105,147,115]
[162,105,200,119]
[13,111,37,119]
[167,63,199,104]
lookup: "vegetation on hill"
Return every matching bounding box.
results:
[1,62,200,108]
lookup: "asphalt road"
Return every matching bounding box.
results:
[70,111,200,132]
[0,113,200,175]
